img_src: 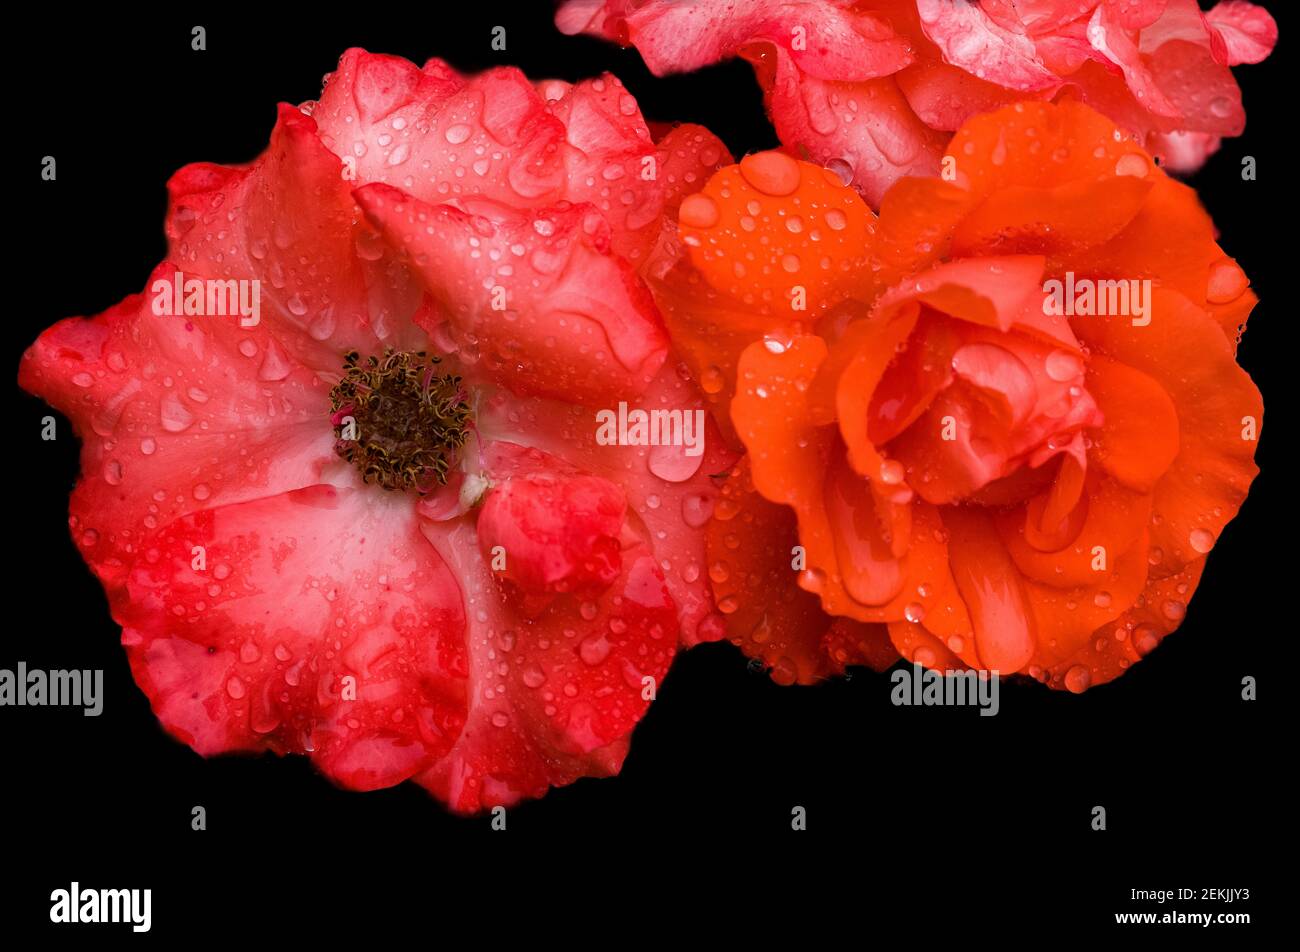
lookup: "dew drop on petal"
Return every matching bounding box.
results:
[1063,665,1091,693]
[679,193,720,229]
[1045,349,1084,382]
[1114,153,1149,178]
[739,152,801,196]
[1189,527,1215,554]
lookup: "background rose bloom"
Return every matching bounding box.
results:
[19,49,735,811]
[650,101,1260,690]
[558,0,1277,204]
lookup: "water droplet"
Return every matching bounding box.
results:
[159,392,195,433]
[579,634,612,666]
[682,493,714,528]
[648,443,704,483]
[679,193,719,229]
[697,612,727,642]
[825,157,853,187]
[1045,349,1084,382]
[308,309,337,341]
[739,152,801,196]
[700,366,724,394]
[1134,625,1160,656]
[1114,153,1149,178]
[1063,665,1091,693]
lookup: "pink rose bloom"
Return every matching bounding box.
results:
[20,48,737,813]
[558,0,1277,205]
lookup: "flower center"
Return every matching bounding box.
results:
[328,349,471,493]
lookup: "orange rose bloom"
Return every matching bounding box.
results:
[650,101,1261,691]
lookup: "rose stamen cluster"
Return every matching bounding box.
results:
[328,349,471,492]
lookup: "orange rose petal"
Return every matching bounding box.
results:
[871,255,1046,333]
[648,262,773,445]
[887,619,969,671]
[1039,450,1087,533]
[1073,288,1262,577]
[946,100,1153,195]
[824,454,907,607]
[832,309,920,482]
[872,176,981,288]
[951,175,1154,258]
[816,499,972,639]
[998,473,1151,588]
[679,153,875,312]
[966,462,1056,508]
[1022,472,1090,552]
[1023,530,1151,671]
[873,502,972,639]
[825,619,900,674]
[1062,174,1219,304]
[1087,355,1180,493]
[1040,558,1206,692]
[867,309,960,446]
[887,383,1017,505]
[706,457,843,685]
[733,335,833,509]
[734,335,971,632]
[943,506,1036,674]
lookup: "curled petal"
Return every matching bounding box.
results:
[1205,1,1278,65]
[1072,288,1261,577]
[355,183,668,404]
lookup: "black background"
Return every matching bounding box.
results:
[6,4,1288,937]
